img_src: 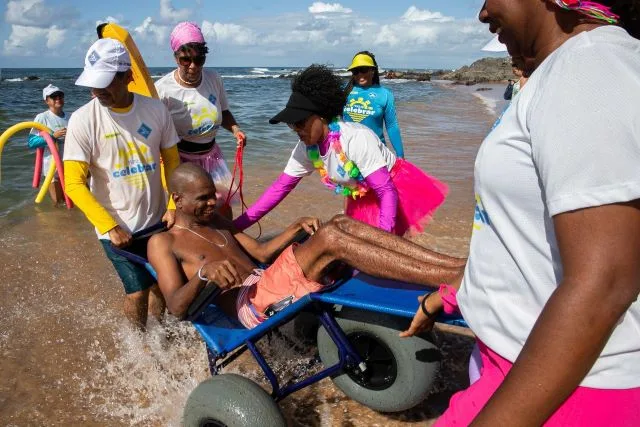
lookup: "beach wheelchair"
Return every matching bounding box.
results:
[114,225,468,427]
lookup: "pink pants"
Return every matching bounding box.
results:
[435,340,640,426]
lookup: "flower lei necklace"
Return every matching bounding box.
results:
[306,119,368,199]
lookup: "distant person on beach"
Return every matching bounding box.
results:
[155,21,246,218]
[402,0,640,425]
[343,51,405,158]
[28,84,67,204]
[503,56,529,100]
[233,65,449,236]
[148,163,464,326]
[63,38,181,328]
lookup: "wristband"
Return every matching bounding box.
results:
[420,293,435,318]
[197,266,207,281]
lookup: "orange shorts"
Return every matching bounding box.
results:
[236,244,323,328]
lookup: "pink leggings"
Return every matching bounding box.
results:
[436,340,640,426]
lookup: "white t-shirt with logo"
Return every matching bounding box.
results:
[283,121,396,186]
[457,26,640,389]
[64,95,179,239]
[155,69,229,144]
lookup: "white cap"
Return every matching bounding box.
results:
[481,35,508,52]
[42,84,63,100]
[75,38,131,89]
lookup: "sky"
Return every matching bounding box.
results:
[0,0,504,69]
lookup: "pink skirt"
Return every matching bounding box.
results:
[179,144,237,203]
[345,158,447,236]
[436,340,640,426]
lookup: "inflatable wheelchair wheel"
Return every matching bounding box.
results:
[317,310,441,412]
[183,374,286,427]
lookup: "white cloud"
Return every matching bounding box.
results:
[96,16,121,26]
[159,0,192,23]
[133,17,173,47]
[401,6,454,23]
[5,0,77,28]
[3,24,66,55]
[201,21,258,46]
[308,2,352,14]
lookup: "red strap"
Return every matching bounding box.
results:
[224,143,262,238]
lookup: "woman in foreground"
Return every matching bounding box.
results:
[402,0,640,425]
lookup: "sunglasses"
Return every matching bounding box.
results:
[287,116,310,131]
[49,92,64,99]
[177,55,206,67]
[351,67,373,75]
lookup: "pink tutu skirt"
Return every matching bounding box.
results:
[179,144,238,203]
[346,158,447,236]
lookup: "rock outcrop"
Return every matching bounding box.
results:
[441,57,512,84]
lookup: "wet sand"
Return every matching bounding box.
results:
[0,84,500,426]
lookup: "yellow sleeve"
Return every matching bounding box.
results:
[64,160,118,235]
[161,145,180,210]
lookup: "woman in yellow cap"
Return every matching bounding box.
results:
[343,51,404,158]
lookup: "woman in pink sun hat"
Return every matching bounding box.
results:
[155,21,246,218]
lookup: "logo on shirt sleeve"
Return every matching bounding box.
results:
[473,194,491,231]
[137,123,152,139]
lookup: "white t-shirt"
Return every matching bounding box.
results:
[457,26,640,389]
[283,121,396,186]
[30,109,68,145]
[64,95,179,239]
[155,69,229,144]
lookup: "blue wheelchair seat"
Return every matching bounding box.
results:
[191,273,467,357]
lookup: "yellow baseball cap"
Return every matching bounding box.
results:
[347,53,375,70]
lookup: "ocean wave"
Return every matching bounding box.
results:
[3,78,26,82]
[251,67,270,73]
[472,92,498,116]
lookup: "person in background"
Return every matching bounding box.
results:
[343,51,405,159]
[233,65,452,239]
[28,84,67,204]
[504,56,530,100]
[155,21,246,218]
[510,56,529,98]
[402,0,640,425]
[63,38,181,329]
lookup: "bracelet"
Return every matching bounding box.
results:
[197,266,207,281]
[420,293,435,318]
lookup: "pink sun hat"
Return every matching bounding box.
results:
[170,21,205,52]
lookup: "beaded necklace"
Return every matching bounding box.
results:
[306,119,368,199]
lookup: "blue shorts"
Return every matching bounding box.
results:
[99,239,155,294]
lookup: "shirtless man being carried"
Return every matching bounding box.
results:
[148,163,465,328]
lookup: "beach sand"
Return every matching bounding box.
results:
[0,84,502,426]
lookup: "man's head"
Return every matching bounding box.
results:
[170,163,218,223]
[75,38,132,107]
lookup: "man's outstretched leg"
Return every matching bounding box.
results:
[294,215,462,287]
[330,215,466,268]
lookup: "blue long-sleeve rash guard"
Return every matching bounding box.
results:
[343,84,405,158]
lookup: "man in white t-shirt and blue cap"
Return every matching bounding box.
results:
[64,38,181,328]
